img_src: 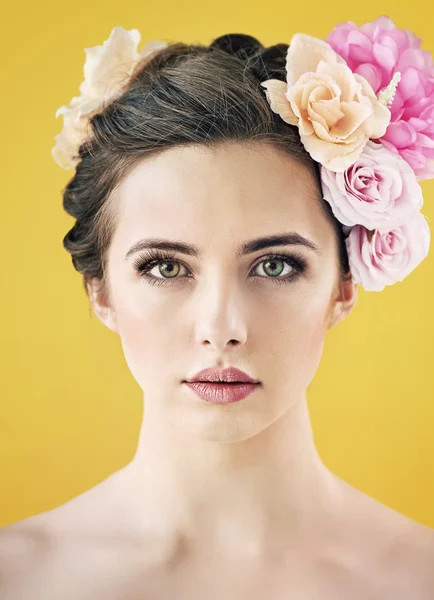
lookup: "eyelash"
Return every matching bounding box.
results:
[132,249,308,287]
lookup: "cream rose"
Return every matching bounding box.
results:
[261,34,391,172]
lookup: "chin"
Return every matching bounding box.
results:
[170,400,279,443]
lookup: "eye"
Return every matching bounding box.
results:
[132,249,307,287]
[249,254,307,286]
[253,256,296,281]
[132,249,189,287]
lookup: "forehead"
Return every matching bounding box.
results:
[111,142,332,254]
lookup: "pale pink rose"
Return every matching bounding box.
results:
[320,140,423,231]
[52,27,168,170]
[345,211,430,291]
[261,34,391,172]
[328,16,434,180]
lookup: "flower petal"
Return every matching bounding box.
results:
[399,67,424,104]
[317,61,358,101]
[331,100,371,138]
[354,63,383,93]
[310,97,345,130]
[383,121,417,148]
[397,48,430,72]
[82,27,141,99]
[363,99,391,139]
[260,79,298,126]
[285,33,346,86]
[347,30,373,61]
[302,128,366,171]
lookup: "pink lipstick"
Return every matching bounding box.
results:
[183,365,261,403]
[184,381,259,403]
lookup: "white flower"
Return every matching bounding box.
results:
[52,27,168,169]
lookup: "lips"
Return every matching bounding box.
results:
[184,381,259,403]
[185,366,259,384]
[198,382,248,385]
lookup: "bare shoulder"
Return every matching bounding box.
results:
[0,512,52,559]
[0,482,103,560]
[385,518,434,588]
[339,478,434,597]
[0,512,56,595]
[0,481,100,590]
[0,471,142,599]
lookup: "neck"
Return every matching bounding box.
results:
[124,393,343,557]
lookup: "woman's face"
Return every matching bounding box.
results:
[91,142,357,441]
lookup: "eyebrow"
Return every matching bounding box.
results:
[123,232,322,261]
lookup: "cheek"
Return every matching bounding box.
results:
[115,299,181,389]
[293,301,329,384]
[265,292,330,388]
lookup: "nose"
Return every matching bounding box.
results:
[193,277,248,352]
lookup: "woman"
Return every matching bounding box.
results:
[1,21,433,600]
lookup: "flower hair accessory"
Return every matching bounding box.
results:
[52,17,432,292]
[261,16,432,292]
[52,27,168,170]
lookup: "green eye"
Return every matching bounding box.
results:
[260,258,285,277]
[157,261,180,278]
[134,250,307,287]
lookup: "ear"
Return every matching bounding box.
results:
[327,274,358,329]
[86,278,119,334]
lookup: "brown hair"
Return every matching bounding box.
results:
[61,32,351,305]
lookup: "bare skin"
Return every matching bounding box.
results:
[0,466,433,600]
[1,143,433,598]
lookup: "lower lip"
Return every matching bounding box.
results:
[184,382,260,403]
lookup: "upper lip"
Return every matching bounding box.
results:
[184,367,260,384]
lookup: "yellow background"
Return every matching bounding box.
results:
[1,0,433,528]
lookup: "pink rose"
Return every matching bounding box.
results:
[345,211,430,291]
[327,16,434,180]
[380,104,434,180]
[261,33,391,172]
[320,140,423,231]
